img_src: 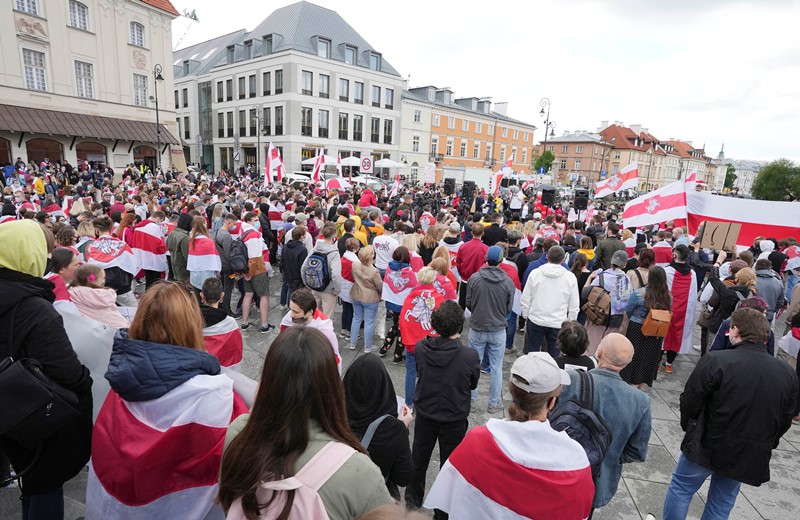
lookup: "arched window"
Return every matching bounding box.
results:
[0,137,11,165]
[410,161,419,183]
[69,1,89,31]
[25,138,63,165]
[76,142,107,165]
[130,22,145,47]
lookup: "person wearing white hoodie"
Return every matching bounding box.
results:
[521,245,579,357]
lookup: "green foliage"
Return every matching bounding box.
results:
[751,159,800,201]
[723,163,737,190]
[533,150,555,172]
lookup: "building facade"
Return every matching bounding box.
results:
[398,90,432,184]
[0,0,180,172]
[539,132,612,186]
[173,1,404,176]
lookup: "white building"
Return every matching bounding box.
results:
[709,146,763,196]
[398,88,433,184]
[173,1,404,176]
[0,0,180,172]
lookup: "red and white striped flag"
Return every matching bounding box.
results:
[311,148,323,184]
[390,173,402,198]
[203,316,243,369]
[595,161,639,198]
[131,220,168,272]
[187,235,221,273]
[85,235,140,275]
[336,154,343,180]
[266,143,284,185]
[43,203,66,220]
[381,265,418,307]
[622,180,687,229]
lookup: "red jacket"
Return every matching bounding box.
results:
[457,238,489,281]
[358,189,378,208]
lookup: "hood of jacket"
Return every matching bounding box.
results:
[68,286,117,310]
[756,269,779,280]
[478,265,510,283]
[0,219,48,277]
[670,261,693,276]
[388,260,410,272]
[200,304,228,327]
[285,239,306,252]
[443,236,462,246]
[577,248,595,260]
[418,336,463,368]
[106,329,221,402]
[0,268,55,315]
[313,240,338,255]
[539,262,570,278]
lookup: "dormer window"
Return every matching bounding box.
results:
[317,38,331,59]
[369,52,381,71]
[226,45,235,64]
[243,40,252,59]
[262,36,273,55]
[344,46,356,65]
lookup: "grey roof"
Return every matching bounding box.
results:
[543,132,610,144]
[173,29,248,78]
[402,89,537,129]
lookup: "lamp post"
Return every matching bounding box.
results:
[538,97,556,180]
[152,64,164,172]
[250,105,268,179]
[645,147,655,191]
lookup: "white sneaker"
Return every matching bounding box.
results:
[692,344,701,351]
[645,515,656,520]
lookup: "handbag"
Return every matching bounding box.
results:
[641,309,672,337]
[0,304,81,450]
[697,308,713,329]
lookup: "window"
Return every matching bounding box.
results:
[448,117,455,130]
[371,85,381,107]
[345,46,356,65]
[339,113,348,140]
[501,127,508,138]
[226,79,232,101]
[412,136,420,152]
[301,70,312,95]
[182,87,188,107]
[217,81,223,102]
[576,145,583,153]
[226,46,234,64]
[473,142,480,159]
[411,164,419,181]
[614,151,621,159]
[132,73,147,106]
[485,144,492,161]
[511,146,517,161]
[575,160,582,170]
[274,106,283,135]
[462,119,469,132]
[385,88,394,109]
[414,110,421,123]
[548,145,554,152]
[370,117,380,143]
[446,139,453,156]
[74,60,93,98]
[499,145,506,160]
[262,36,272,55]
[383,120,393,144]
[319,74,329,99]
[174,90,179,109]
[560,159,567,169]
[130,22,145,47]
[301,107,312,136]
[263,107,271,136]
[262,72,270,95]
[239,110,246,136]
[184,116,190,140]
[69,1,89,30]
[274,69,283,94]
[487,125,493,135]
[475,122,482,133]
[561,145,569,153]
[249,108,257,136]
[523,131,529,142]
[238,77,245,99]
[317,38,330,58]
[318,110,329,138]
[431,137,438,155]
[460,141,466,157]
[369,53,381,71]
[217,112,224,138]
[226,112,233,137]
[513,129,519,139]
[353,115,363,141]
[248,75,256,98]
[522,148,527,164]
[354,82,364,104]
[16,0,38,15]
[339,78,349,101]
[433,114,440,126]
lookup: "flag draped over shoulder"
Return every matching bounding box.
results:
[132,220,168,271]
[203,316,243,369]
[664,264,698,354]
[187,234,221,272]
[382,265,418,307]
[85,235,140,275]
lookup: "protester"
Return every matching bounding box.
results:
[350,245,383,353]
[709,296,776,355]
[166,213,192,284]
[555,320,597,371]
[212,213,238,316]
[301,224,342,318]
[594,222,626,270]
[339,237,361,340]
[199,277,244,370]
[131,210,168,288]
[456,222,489,307]
[69,263,130,328]
[754,258,784,322]
[86,214,139,307]
[240,211,274,333]
[379,246,417,363]
[280,224,309,303]
[278,288,341,374]
[187,215,221,292]
[585,249,631,354]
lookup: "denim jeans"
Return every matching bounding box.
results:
[351,300,378,350]
[468,329,506,407]
[22,487,64,520]
[279,279,290,306]
[341,301,353,332]
[663,454,742,520]
[525,320,560,358]
[505,312,517,350]
[405,351,417,408]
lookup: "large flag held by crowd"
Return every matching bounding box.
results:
[595,161,639,198]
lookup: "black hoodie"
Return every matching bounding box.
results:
[414,336,480,422]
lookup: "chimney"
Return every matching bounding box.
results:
[599,120,609,131]
[494,102,508,117]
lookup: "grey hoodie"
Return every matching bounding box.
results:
[755,269,784,320]
[466,265,515,332]
[301,239,342,295]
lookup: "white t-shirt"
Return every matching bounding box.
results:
[373,234,399,270]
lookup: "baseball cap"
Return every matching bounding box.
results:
[611,250,629,267]
[510,352,571,393]
[449,222,461,234]
[486,245,504,264]
[786,257,800,272]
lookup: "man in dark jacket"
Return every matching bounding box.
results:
[594,222,626,270]
[466,245,515,413]
[664,308,798,520]
[213,214,238,316]
[0,220,93,518]
[481,213,507,247]
[280,225,309,301]
[405,301,479,518]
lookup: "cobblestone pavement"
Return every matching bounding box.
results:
[3,277,799,519]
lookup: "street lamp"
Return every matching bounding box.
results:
[152,64,164,172]
[539,97,556,178]
[645,147,655,191]
[250,105,268,179]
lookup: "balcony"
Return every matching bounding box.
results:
[484,158,496,167]
[432,154,444,162]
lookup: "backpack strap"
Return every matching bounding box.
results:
[294,441,356,491]
[578,369,595,410]
[633,268,646,288]
[361,415,391,450]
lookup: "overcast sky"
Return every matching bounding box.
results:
[171,0,800,162]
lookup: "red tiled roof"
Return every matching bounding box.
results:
[141,0,179,16]
[666,140,695,159]
[600,124,649,152]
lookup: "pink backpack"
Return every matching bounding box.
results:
[226,442,355,520]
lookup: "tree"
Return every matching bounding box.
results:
[751,159,800,201]
[533,150,555,172]
[723,163,737,191]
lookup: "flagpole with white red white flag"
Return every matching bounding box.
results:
[493,156,513,195]
[311,148,322,185]
[621,180,687,229]
[595,161,639,198]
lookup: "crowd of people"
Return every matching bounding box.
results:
[1,160,799,520]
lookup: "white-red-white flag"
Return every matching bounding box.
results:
[336,154,343,179]
[266,143,284,185]
[390,173,402,198]
[595,161,639,198]
[622,180,687,229]
[311,148,322,184]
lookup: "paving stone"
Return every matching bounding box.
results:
[622,444,678,484]
[624,477,707,519]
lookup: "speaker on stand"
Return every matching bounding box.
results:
[540,189,556,207]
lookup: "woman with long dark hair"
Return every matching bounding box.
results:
[620,266,672,388]
[187,215,220,291]
[219,327,392,519]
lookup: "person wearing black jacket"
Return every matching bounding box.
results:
[405,301,480,519]
[481,213,507,247]
[280,226,309,301]
[0,220,93,518]
[664,308,798,520]
[257,203,278,263]
[343,354,413,500]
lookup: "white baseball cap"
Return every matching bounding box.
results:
[510,352,571,393]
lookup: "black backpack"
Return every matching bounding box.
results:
[363,223,378,245]
[229,230,255,275]
[550,370,613,480]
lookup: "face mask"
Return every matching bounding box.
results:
[291,316,308,325]
[253,221,261,230]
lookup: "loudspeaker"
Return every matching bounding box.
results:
[574,189,589,210]
[444,178,455,195]
[462,181,475,200]
[540,189,555,207]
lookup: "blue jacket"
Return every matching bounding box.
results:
[106,329,221,402]
[710,320,775,356]
[521,255,569,287]
[559,368,651,508]
[625,288,648,324]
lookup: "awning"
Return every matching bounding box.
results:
[0,104,178,144]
